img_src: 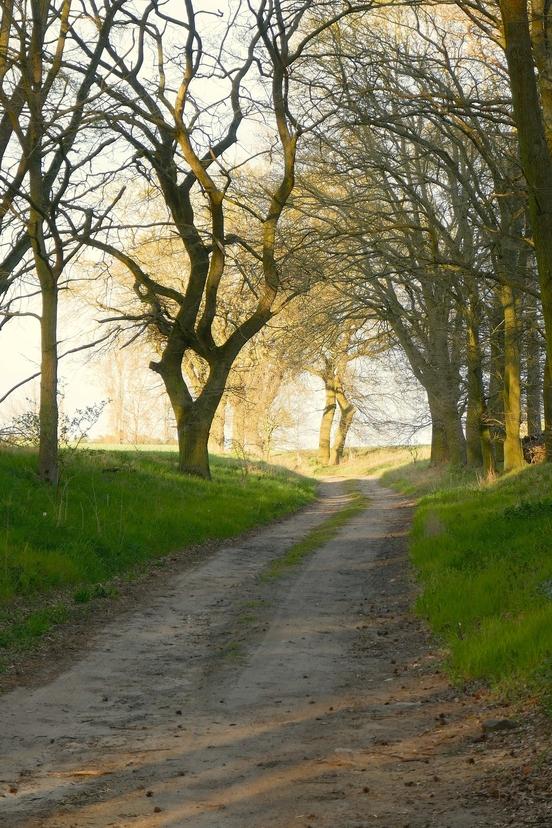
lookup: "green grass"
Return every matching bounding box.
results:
[273,445,430,479]
[261,482,369,580]
[381,460,552,702]
[0,447,315,660]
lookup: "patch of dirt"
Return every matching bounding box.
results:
[0,479,549,827]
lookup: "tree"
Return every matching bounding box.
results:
[0,0,121,482]
[76,0,373,479]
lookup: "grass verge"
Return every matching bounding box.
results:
[381,460,552,704]
[0,447,315,665]
[261,481,369,581]
[273,445,430,479]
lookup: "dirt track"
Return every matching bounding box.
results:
[0,479,542,827]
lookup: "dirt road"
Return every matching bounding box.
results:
[0,479,537,827]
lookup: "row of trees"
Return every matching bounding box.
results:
[0,0,375,481]
[291,6,551,474]
[3,0,552,480]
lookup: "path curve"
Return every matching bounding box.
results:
[0,480,516,826]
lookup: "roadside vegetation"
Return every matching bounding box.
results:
[274,445,430,479]
[381,460,552,706]
[0,447,315,665]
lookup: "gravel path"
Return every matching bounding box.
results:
[0,479,530,826]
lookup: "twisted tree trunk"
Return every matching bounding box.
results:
[330,386,355,465]
[318,379,336,465]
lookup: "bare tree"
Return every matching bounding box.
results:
[74,0,373,478]
[0,1,122,482]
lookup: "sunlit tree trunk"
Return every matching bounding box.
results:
[487,301,505,467]
[544,354,552,461]
[29,143,60,484]
[37,280,59,485]
[466,303,495,475]
[428,395,449,465]
[232,399,246,451]
[318,378,336,464]
[500,283,525,471]
[525,298,542,436]
[155,353,232,479]
[209,399,226,454]
[426,385,466,466]
[466,310,483,467]
[329,386,355,465]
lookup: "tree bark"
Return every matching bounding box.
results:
[544,354,552,461]
[429,416,449,465]
[525,302,542,435]
[177,413,211,478]
[500,0,552,408]
[231,399,246,451]
[466,314,484,467]
[500,284,525,471]
[155,351,231,478]
[466,306,496,475]
[318,379,336,465]
[330,387,355,465]
[209,399,226,453]
[488,301,505,466]
[427,387,466,466]
[38,282,59,485]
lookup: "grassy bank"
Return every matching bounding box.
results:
[0,448,315,660]
[381,460,552,703]
[273,445,430,478]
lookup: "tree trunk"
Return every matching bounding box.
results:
[177,412,211,479]
[525,306,542,436]
[427,388,466,466]
[466,309,496,475]
[488,301,505,466]
[244,409,263,456]
[318,379,336,465]
[38,282,59,485]
[500,284,525,471]
[428,393,449,464]
[443,404,467,466]
[500,0,552,409]
[330,388,355,465]
[466,317,483,467]
[155,352,230,478]
[231,400,246,450]
[544,354,552,461]
[209,399,226,454]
